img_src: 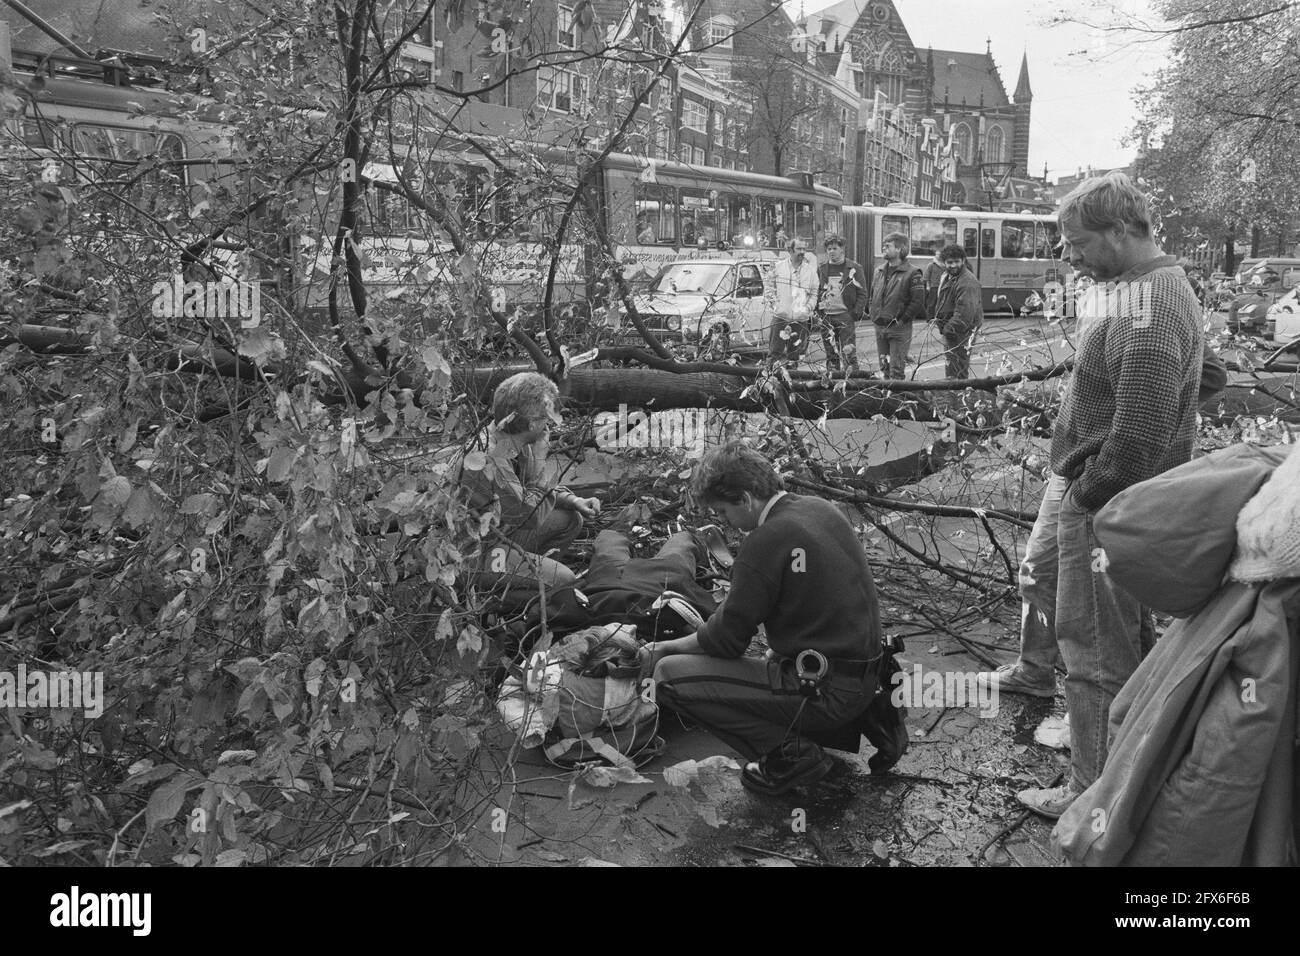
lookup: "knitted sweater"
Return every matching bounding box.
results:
[694,494,881,661]
[1050,255,1203,512]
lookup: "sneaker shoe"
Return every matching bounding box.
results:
[1017,784,1077,819]
[976,663,1055,699]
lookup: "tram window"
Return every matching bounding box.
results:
[787,201,814,243]
[982,228,996,259]
[963,227,978,258]
[823,207,840,239]
[881,215,908,248]
[1001,219,1035,259]
[20,117,65,150]
[1031,222,1055,259]
[909,217,956,258]
[67,124,185,195]
[1042,220,1062,258]
[634,183,678,244]
[726,194,753,247]
[680,187,723,245]
[757,198,784,248]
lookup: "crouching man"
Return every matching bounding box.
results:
[648,441,883,795]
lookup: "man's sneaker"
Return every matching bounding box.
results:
[1017,784,1077,819]
[976,663,1055,699]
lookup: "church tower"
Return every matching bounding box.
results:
[1012,52,1032,174]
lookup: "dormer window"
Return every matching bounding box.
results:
[708,16,735,49]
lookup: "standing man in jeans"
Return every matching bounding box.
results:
[932,243,984,380]
[814,235,866,372]
[868,232,925,379]
[973,173,1205,818]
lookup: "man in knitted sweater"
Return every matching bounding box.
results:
[977,173,1205,818]
[648,442,883,795]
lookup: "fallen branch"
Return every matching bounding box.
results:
[787,476,1037,529]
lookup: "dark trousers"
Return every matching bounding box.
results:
[655,654,875,762]
[584,530,704,591]
[769,315,810,360]
[942,330,975,380]
[472,508,584,604]
[819,313,858,370]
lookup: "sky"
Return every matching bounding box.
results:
[793,0,1171,183]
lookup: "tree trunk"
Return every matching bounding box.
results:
[453,366,931,420]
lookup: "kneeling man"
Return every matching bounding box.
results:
[650,442,883,794]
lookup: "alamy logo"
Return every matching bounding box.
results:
[0,665,104,718]
[593,404,710,456]
[151,275,261,327]
[50,886,151,936]
[890,663,998,718]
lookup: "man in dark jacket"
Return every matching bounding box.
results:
[869,232,926,378]
[814,234,867,372]
[649,442,883,795]
[932,243,984,379]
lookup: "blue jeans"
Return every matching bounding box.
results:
[1018,474,1147,792]
[874,321,913,378]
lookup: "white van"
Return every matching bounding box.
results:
[610,257,780,352]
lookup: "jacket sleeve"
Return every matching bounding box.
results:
[694,554,779,658]
[944,278,982,339]
[904,268,926,323]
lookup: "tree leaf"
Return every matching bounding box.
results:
[121,485,156,529]
[180,493,217,515]
[145,772,195,832]
[121,763,179,791]
[456,624,483,657]
[266,446,300,483]
[98,476,132,507]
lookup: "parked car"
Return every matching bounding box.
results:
[1227,259,1300,335]
[607,256,779,353]
[1268,286,1300,344]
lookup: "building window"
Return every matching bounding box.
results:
[680,143,692,164]
[400,11,440,80]
[693,146,706,165]
[452,70,464,91]
[953,123,973,165]
[708,16,735,49]
[557,5,576,48]
[682,99,708,132]
[985,125,1005,164]
[538,67,587,112]
[655,126,670,157]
